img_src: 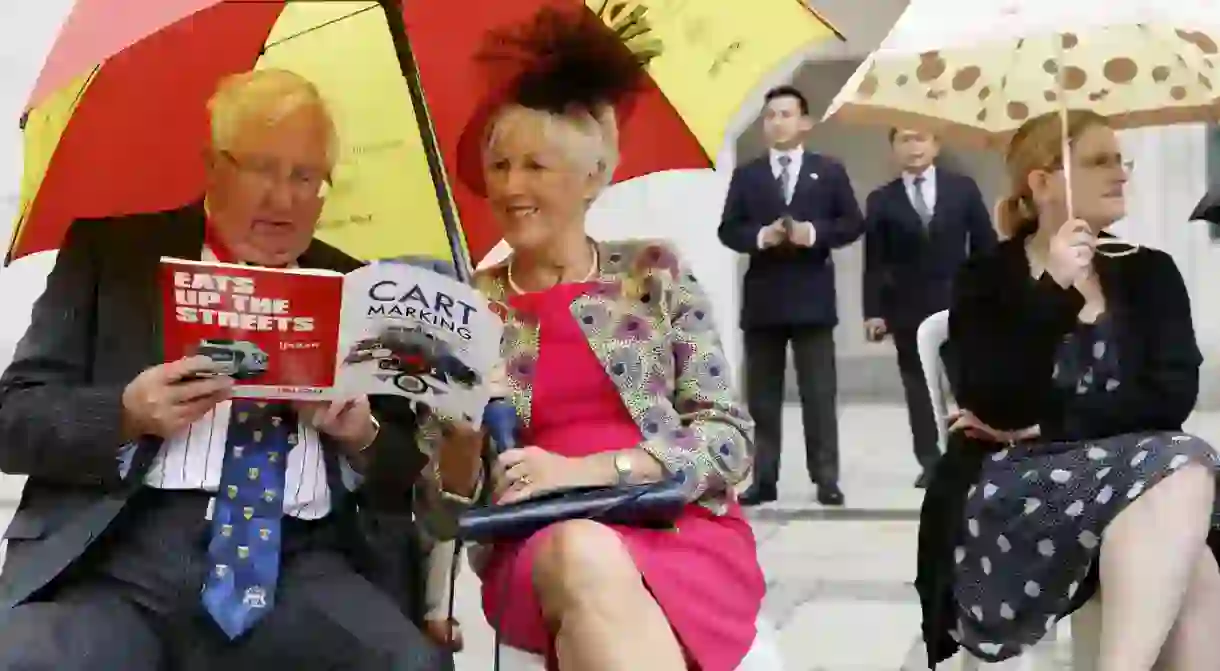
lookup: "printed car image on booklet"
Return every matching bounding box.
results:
[160,257,504,422]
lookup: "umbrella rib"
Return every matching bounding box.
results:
[261,3,381,52]
[988,37,1030,139]
[1139,25,1219,117]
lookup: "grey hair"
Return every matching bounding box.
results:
[485,104,620,191]
[207,68,339,167]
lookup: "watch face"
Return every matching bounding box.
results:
[614,454,632,481]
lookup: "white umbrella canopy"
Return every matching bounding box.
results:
[823,0,1220,148]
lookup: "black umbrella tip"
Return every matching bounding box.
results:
[1190,190,1220,224]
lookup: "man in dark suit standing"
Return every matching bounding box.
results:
[862,128,997,488]
[0,69,477,670]
[718,86,864,507]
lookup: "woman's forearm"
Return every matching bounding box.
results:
[577,448,666,486]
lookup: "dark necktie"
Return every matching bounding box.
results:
[912,175,932,225]
[776,155,793,205]
[202,399,295,639]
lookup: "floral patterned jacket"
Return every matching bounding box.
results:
[492,238,752,505]
[414,239,754,614]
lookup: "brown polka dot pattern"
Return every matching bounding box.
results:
[916,51,947,82]
[1103,58,1138,83]
[953,66,982,91]
[828,23,1220,138]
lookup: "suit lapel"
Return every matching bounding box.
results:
[789,152,817,207]
[123,203,206,483]
[926,169,947,229]
[888,178,924,232]
[137,203,206,369]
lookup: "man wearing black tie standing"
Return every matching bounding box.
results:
[862,128,996,488]
[718,86,864,506]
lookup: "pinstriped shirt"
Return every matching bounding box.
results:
[126,245,354,519]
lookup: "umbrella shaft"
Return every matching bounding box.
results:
[378,0,473,282]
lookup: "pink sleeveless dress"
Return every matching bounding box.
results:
[479,283,765,671]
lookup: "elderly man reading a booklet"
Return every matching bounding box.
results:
[0,69,480,670]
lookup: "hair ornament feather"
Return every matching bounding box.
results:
[480,3,663,116]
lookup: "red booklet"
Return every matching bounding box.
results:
[160,258,344,399]
[159,256,505,414]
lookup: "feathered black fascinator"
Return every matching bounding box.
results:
[455,3,663,194]
[481,3,660,115]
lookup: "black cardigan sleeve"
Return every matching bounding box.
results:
[1058,249,1200,435]
[947,240,1085,432]
[948,241,1200,438]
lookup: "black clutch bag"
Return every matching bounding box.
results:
[456,476,688,543]
[456,400,689,543]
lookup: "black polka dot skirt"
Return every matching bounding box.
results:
[950,431,1220,661]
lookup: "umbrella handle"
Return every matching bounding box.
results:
[1054,34,1074,223]
[1053,35,1136,260]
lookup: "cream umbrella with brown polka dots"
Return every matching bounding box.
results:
[824,0,1220,149]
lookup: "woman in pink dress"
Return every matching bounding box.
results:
[428,8,765,671]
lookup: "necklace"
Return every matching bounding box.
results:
[507,241,599,295]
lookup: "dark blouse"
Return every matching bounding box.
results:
[916,231,1205,666]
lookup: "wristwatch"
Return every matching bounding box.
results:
[612,452,634,485]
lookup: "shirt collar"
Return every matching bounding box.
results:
[770,147,803,166]
[903,164,936,186]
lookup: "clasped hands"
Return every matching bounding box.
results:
[120,355,377,456]
[760,217,816,248]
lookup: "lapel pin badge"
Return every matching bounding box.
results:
[810,172,819,180]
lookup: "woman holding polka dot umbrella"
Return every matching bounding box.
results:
[825,1,1220,668]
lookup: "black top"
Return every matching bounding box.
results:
[915,230,1205,666]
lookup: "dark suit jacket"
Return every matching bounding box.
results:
[718,152,864,329]
[0,203,430,616]
[916,232,1207,666]
[862,168,996,331]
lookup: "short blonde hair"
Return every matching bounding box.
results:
[207,68,339,166]
[486,103,620,192]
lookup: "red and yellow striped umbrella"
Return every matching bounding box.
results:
[12,0,840,270]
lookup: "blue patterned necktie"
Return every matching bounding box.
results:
[202,399,295,639]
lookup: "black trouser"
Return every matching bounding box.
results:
[744,325,839,488]
[0,489,449,671]
[892,326,941,470]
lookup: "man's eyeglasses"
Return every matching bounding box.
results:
[219,151,331,200]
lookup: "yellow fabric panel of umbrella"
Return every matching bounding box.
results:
[828,26,1220,149]
[260,3,451,262]
[589,0,843,157]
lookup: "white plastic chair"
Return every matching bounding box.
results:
[500,616,783,670]
[915,310,1098,671]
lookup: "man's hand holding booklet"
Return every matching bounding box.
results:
[159,256,505,424]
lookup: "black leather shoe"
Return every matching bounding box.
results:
[816,484,845,506]
[739,485,778,506]
[914,470,933,489]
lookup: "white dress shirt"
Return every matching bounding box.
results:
[903,165,937,216]
[770,147,803,204]
[757,147,816,249]
[127,245,353,520]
